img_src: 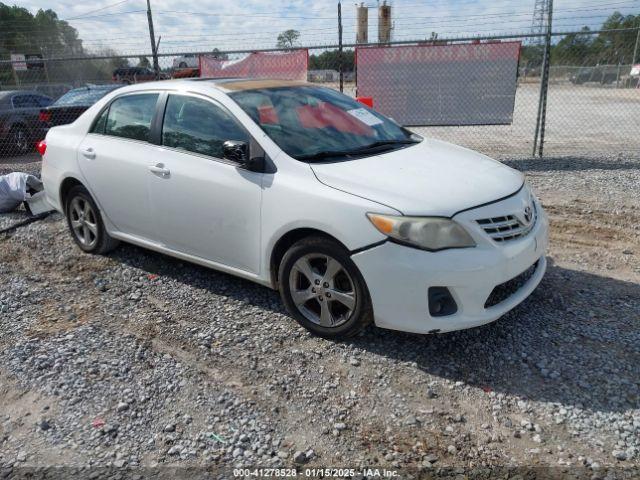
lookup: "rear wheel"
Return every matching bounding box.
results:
[65,185,119,254]
[279,236,373,339]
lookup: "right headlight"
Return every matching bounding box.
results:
[367,213,476,251]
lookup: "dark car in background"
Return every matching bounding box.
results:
[0,90,52,155]
[570,66,618,85]
[112,67,167,84]
[39,84,122,129]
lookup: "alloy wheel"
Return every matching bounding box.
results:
[69,197,98,249]
[288,253,356,328]
[13,127,28,154]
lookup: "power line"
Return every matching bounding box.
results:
[63,0,136,21]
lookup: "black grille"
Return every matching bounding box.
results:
[484,261,539,308]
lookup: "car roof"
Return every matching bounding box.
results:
[0,90,43,97]
[109,78,313,95]
[67,84,121,92]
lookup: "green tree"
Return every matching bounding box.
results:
[276,29,300,49]
[552,27,594,65]
[590,12,639,64]
[308,49,355,72]
[0,3,83,58]
[551,12,639,65]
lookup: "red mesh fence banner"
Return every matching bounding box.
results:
[356,42,521,126]
[199,50,308,81]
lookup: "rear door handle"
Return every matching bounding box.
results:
[148,164,170,176]
[81,147,96,159]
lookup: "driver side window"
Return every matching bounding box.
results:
[162,94,248,159]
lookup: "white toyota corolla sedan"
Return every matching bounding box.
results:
[40,78,548,339]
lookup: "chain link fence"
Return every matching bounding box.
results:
[1,29,639,162]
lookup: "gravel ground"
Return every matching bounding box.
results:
[0,154,638,479]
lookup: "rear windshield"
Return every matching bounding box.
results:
[54,87,118,107]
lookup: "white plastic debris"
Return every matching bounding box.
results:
[25,190,55,216]
[0,172,43,213]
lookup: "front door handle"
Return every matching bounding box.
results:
[81,147,96,159]
[148,164,170,177]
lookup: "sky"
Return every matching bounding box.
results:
[15,0,640,56]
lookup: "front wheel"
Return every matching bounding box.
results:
[65,185,119,254]
[278,236,373,339]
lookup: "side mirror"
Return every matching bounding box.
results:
[223,139,266,172]
[223,140,249,164]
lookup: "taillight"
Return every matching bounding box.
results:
[39,110,52,123]
[36,140,47,156]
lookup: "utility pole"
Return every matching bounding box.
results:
[532,0,553,157]
[338,1,344,92]
[633,19,640,64]
[146,0,160,79]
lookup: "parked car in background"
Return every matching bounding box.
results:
[112,67,167,84]
[171,67,200,79]
[173,54,199,69]
[570,65,618,85]
[34,83,73,101]
[39,84,123,130]
[40,79,548,339]
[0,90,52,155]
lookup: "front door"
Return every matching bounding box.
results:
[148,93,263,273]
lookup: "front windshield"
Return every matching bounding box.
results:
[229,86,417,160]
[54,87,118,107]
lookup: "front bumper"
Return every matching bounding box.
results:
[352,194,549,334]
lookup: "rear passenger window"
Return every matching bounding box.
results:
[104,93,158,142]
[162,94,248,159]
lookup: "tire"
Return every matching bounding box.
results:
[64,185,119,255]
[9,125,30,155]
[278,236,373,339]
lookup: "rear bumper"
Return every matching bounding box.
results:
[352,198,549,334]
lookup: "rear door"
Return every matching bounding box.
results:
[147,93,263,273]
[77,92,160,240]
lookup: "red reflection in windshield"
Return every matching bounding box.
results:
[296,102,373,136]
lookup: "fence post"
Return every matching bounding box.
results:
[532,0,553,157]
[338,1,344,92]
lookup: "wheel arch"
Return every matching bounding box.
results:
[59,176,85,211]
[269,227,350,289]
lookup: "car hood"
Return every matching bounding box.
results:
[310,138,524,217]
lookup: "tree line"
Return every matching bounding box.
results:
[521,12,639,68]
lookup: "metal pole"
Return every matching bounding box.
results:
[633,23,640,64]
[338,1,344,92]
[146,0,160,79]
[532,0,553,157]
[537,0,553,157]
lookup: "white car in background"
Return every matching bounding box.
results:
[39,79,548,339]
[172,54,199,69]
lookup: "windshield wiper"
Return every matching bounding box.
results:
[296,138,420,162]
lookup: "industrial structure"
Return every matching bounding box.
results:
[378,1,392,43]
[530,0,551,45]
[356,3,368,44]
